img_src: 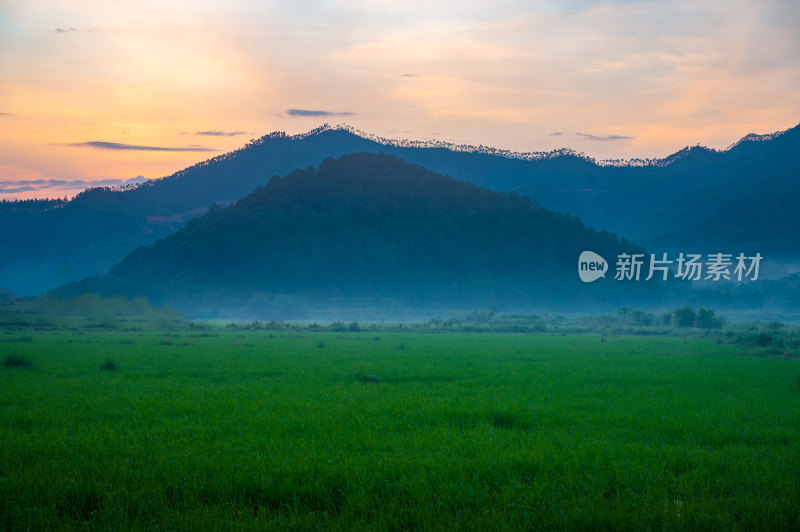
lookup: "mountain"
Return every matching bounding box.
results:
[516,124,800,243]
[57,153,663,318]
[0,128,382,296]
[668,191,800,258]
[3,123,798,295]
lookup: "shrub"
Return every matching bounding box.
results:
[756,332,773,348]
[100,360,117,372]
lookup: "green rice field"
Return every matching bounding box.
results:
[1,328,799,530]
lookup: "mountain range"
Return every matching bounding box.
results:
[1,123,798,299]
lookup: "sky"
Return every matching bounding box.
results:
[1,0,799,199]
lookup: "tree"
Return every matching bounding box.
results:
[674,306,696,327]
[631,310,654,326]
[696,307,723,329]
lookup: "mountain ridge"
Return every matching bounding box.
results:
[2,122,798,296]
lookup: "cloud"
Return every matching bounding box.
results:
[549,132,563,136]
[575,132,633,141]
[0,112,13,116]
[65,141,216,152]
[193,130,248,137]
[55,27,78,33]
[0,176,146,194]
[286,109,355,117]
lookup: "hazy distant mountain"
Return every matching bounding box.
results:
[2,123,798,295]
[57,153,663,318]
[667,191,800,257]
[515,124,800,244]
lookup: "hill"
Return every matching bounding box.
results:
[57,153,662,318]
[3,123,798,295]
[0,128,381,296]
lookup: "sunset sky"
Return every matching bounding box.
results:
[1,0,798,199]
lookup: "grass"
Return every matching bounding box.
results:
[3,354,32,367]
[352,369,381,383]
[1,328,799,530]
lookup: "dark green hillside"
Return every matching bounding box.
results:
[61,153,658,316]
